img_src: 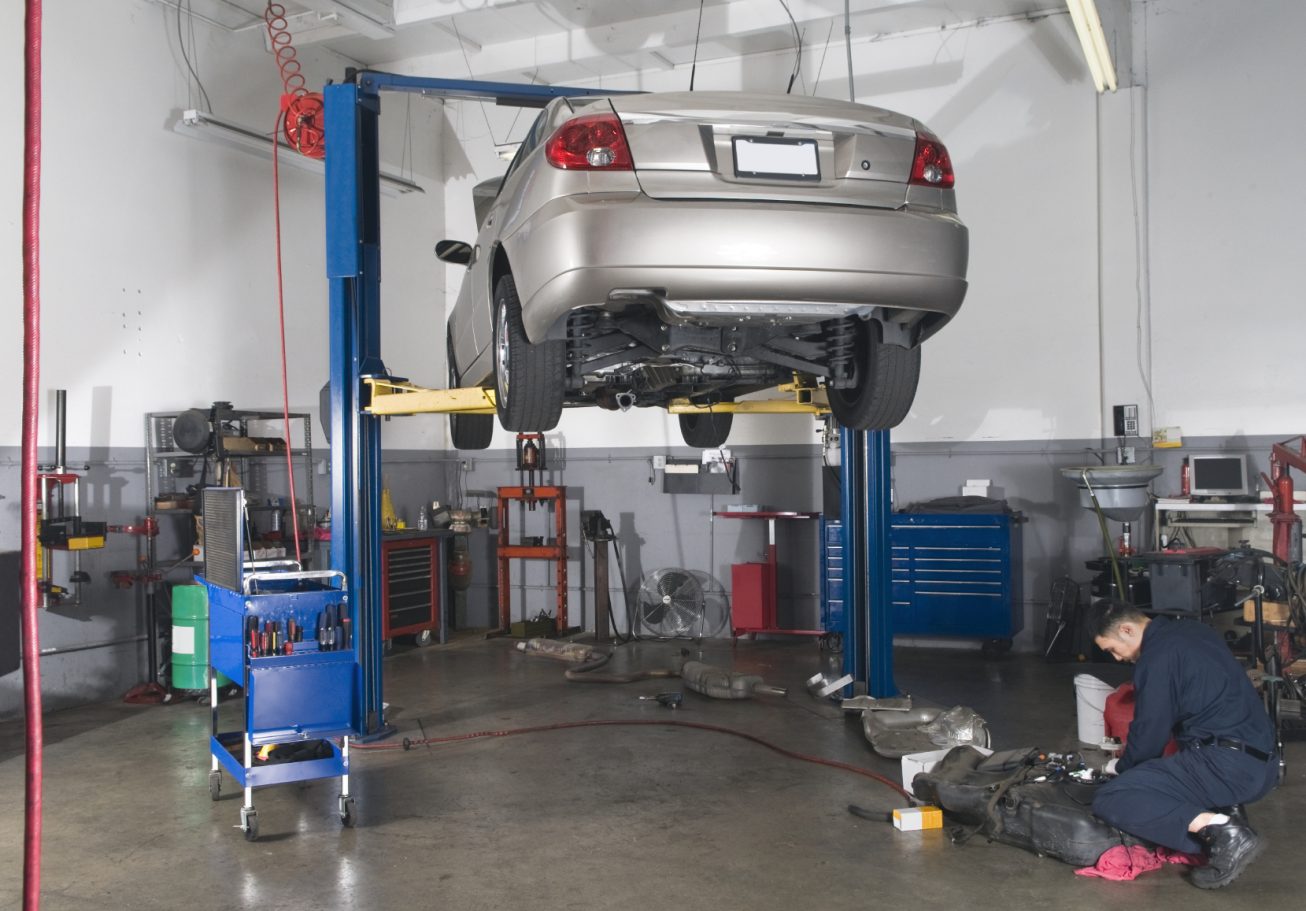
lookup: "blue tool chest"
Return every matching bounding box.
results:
[819,518,846,634]
[821,513,1023,642]
[890,513,1023,640]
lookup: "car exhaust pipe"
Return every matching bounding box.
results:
[614,392,636,412]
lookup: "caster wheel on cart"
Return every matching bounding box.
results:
[242,808,259,842]
[981,638,1013,656]
[339,795,355,828]
[209,771,221,802]
[414,629,434,647]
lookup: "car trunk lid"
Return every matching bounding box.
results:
[605,91,921,209]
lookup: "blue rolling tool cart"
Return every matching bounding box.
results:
[821,510,1024,658]
[889,512,1024,650]
[202,488,359,841]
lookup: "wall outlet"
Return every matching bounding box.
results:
[460,459,472,470]
[652,455,666,469]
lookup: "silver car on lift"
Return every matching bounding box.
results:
[439,90,968,449]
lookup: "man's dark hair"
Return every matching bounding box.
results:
[1091,599,1150,639]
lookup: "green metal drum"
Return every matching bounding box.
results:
[171,584,230,690]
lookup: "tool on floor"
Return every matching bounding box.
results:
[806,671,854,699]
[638,692,683,708]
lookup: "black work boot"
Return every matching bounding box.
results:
[1190,818,1265,889]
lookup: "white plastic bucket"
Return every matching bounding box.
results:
[1074,674,1115,745]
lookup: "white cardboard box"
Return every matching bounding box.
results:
[900,745,993,796]
[893,806,943,831]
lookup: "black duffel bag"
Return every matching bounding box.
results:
[911,746,1142,867]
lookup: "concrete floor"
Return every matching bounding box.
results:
[0,639,1299,910]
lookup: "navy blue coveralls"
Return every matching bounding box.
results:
[1092,616,1278,853]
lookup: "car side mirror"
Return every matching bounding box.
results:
[435,240,473,266]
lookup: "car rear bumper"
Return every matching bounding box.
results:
[501,193,969,344]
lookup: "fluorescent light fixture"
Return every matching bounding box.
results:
[1066,0,1117,93]
[172,109,424,196]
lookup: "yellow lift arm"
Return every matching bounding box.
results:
[362,375,829,417]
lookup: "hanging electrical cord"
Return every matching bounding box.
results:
[269,119,303,565]
[22,4,45,909]
[176,0,213,113]
[812,19,835,92]
[264,3,325,159]
[844,0,855,101]
[351,717,913,800]
[688,0,705,90]
[776,0,803,93]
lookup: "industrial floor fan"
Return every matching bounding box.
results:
[636,568,730,639]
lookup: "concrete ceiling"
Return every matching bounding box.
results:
[174,0,1065,84]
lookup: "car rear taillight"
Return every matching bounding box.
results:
[908,133,955,189]
[545,113,634,170]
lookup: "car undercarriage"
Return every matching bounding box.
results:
[563,304,867,412]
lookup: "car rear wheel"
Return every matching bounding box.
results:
[493,274,565,432]
[448,330,493,450]
[826,321,920,431]
[679,411,733,448]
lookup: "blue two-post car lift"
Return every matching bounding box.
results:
[319,72,898,738]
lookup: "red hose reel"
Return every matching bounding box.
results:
[281,92,325,159]
[266,3,325,159]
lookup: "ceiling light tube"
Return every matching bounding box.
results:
[172,109,424,196]
[1066,0,1117,93]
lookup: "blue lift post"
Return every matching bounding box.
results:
[839,429,897,697]
[322,73,619,736]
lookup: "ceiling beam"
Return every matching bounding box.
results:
[386,1,1040,84]
[294,0,395,39]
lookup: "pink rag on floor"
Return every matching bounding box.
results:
[1075,845,1206,881]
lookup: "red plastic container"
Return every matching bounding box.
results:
[1103,682,1179,756]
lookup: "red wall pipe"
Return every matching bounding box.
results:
[22,2,45,909]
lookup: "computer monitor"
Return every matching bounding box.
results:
[1189,454,1250,498]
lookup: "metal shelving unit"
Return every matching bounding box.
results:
[144,409,317,690]
[144,409,316,578]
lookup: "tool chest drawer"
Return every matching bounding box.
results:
[890,513,1023,640]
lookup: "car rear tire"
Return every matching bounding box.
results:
[447,330,493,450]
[826,321,921,431]
[679,411,733,448]
[493,274,565,432]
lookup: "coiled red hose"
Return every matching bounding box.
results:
[352,718,913,800]
[264,3,325,158]
[22,2,44,909]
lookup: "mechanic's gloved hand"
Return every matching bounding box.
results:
[1103,757,1120,777]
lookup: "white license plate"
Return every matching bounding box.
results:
[733,137,820,180]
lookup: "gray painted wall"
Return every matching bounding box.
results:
[2,433,1288,718]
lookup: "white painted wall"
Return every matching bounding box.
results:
[0,0,447,456]
[1141,0,1306,438]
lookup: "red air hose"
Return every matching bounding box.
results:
[22,2,44,909]
[270,128,302,564]
[353,718,914,800]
